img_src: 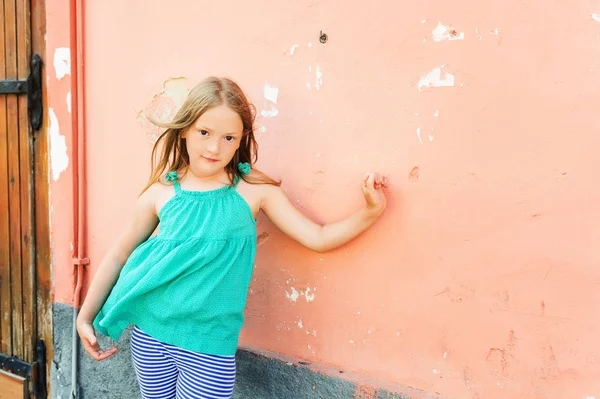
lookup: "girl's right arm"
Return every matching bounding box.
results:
[76,185,160,361]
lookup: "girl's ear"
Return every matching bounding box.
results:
[181,128,188,139]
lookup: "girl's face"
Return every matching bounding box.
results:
[182,105,244,178]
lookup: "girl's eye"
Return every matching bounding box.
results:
[199,130,209,136]
[225,136,235,142]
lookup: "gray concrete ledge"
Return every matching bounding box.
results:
[52,302,439,399]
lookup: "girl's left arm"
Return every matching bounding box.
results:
[260,172,388,253]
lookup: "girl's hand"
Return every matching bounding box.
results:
[76,319,118,361]
[361,172,388,216]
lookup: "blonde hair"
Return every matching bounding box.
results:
[142,77,279,193]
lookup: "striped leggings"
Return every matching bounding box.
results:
[130,326,236,399]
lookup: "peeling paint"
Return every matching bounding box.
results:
[592,14,600,23]
[66,92,71,113]
[416,127,422,143]
[139,77,190,142]
[289,44,299,55]
[432,22,464,41]
[305,286,316,302]
[49,108,69,181]
[53,48,71,80]
[260,108,279,118]
[418,66,455,91]
[286,287,300,302]
[264,83,279,104]
[315,65,323,91]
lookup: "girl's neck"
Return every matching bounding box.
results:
[182,166,230,188]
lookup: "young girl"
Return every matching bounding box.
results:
[77,76,387,399]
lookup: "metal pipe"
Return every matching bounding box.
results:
[69,0,88,397]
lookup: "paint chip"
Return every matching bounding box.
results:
[416,127,422,143]
[432,22,464,41]
[66,92,72,113]
[264,83,279,104]
[290,44,299,55]
[261,108,279,118]
[53,48,71,80]
[49,108,69,181]
[592,14,600,23]
[286,287,300,302]
[315,65,323,91]
[305,286,316,302]
[418,66,455,91]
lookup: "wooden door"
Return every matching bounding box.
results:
[0,0,50,397]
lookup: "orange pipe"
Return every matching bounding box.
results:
[70,0,88,309]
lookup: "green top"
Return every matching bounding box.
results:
[94,166,256,356]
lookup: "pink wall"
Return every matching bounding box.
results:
[48,1,600,398]
[45,1,75,304]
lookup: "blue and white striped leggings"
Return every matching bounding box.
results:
[130,326,236,399]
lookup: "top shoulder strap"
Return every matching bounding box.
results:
[234,162,251,187]
[165,171,181,193]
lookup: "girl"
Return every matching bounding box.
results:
[77,76,388,399]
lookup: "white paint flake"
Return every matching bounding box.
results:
[432,22,464,41]
[475,28,483,40]
[264,83,279,104]
[434,110,439,117]
[416,127,422,143]
[308,42,312,47]
[261,108,279,118]
[66,92,72,113]
[286,287,300,302]
[490,28,500,36]
[592,14,600,23]
[420,19,427,23]
[49,108,69,181]
[433,369,440,374]
[305,286,316,302]
[315,65,323,91]
[290,44,299,55]
[428,135,434,142]
[53,48,71,80]
[297,319,303,328]
[418,66,455,91]
[443,352,448,359]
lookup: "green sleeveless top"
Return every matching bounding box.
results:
[93,165,257,356]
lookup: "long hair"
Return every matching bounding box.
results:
[141,77,279,193]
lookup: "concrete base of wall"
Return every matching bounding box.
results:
[52,303,430,399]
